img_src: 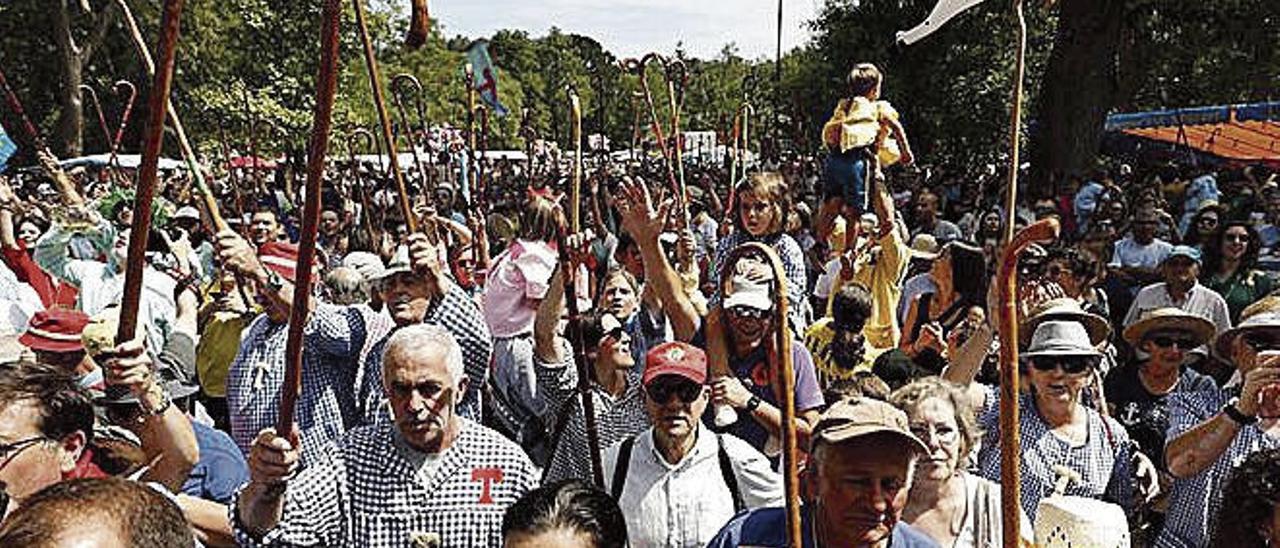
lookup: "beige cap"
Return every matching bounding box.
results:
[812,397,927,454]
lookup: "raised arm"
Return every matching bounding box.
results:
[615,177,700,340]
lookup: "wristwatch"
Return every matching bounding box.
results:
[1223,397,1258,426]
[744,395,762,413]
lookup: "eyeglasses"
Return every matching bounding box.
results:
[645,378,704,404]
[1029,356,1095,375]
[727,306,771,320]
[0,437,48,470]
[1149,336,1196,349]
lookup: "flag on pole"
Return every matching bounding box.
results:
[466,39,510,117]
[0,124,16,172]
[897,0,987,45]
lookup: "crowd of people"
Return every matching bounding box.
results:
[0,61,1279,548]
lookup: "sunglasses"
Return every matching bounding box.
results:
[1244,334,1280,353]
[728,306,771,320]
[1225,233,1250,243]
[645,378,704,403]
[1030,356,1095,375]
[1149,336,1196,349]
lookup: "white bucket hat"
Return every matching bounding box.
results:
[1023,320,1103,359]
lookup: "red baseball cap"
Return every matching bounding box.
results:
[20,309,90,353]
[643,342,707,386]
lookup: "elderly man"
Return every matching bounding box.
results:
[0,477,196,547]
[358,232,492,423]
[219,232,391,464]
[1123,245,1231,350]
[234,324,538,547]
[707,397,938,547]
[604,341,782,547]
[1159,296,1280,547]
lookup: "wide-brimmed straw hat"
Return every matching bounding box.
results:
[1020,298,1111,349]
[1122,307,1215,348]
[1215,309,1280,360]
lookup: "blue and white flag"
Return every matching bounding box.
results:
[0,124,16,172]
[465,39,510,117]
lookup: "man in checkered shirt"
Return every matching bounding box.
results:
[218,233,393,465]
[234,324,538,547]
[535,249,651,483]
[1159,296,1280,548]
[359,232,493,424]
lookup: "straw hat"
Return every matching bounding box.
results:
[1122,307,1215,348]
[1035,496,1130,548]
[1215,309,1280,360]
[1020,298,1111,348]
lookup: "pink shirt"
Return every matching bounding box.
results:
[483,240,558,338]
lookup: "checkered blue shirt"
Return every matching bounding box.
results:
[360,284,493,423]
[975,386,1135,521]
[232,418,539,547]
[538,338,650,484]
[709,231,810,332]
[1154,385,1280,548]
[226,304,390,465]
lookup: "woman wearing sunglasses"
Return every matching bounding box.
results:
[1106,308,1218,538]
[1203,221,1272,324]
[950,319,1136,521]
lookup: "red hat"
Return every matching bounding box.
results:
[20,309,90,353]
[643,342,707,386]
[258,242,317,284]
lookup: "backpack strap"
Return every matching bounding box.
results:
[716,434,745,513]
[610,435,637,501]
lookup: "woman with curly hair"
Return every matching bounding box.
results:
[1203,220,1273,323]
[890,377,1029,547]
[1211,448,1280,548]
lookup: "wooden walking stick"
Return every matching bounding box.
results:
[0,67,84,206]
[79,85,113,153]
[554,222,605,488]
[390,73,431,195]
[353,0,415,233]
[707,243,802,547]
[277,0,342,434]
[567,85,583,231]
[115,0,185,346]
[622,54,686,227]
[105,80,138,173]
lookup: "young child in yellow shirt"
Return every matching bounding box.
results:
[818,63,914,255]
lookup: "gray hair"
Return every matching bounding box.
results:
[382,324,465,385]
[324,267,370,305]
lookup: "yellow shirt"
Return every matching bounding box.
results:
[826,227,909,351]
[196,310,252,398]
[804,317,893,386]
[822,97,902,166]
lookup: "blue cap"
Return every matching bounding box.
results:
[1165,245,1202,264]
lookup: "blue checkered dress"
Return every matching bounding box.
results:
[226,304,389,465]
[359,284,493,424]
[1154,385,1280,548]
[232,418,539,547]
[975,386,1135,521]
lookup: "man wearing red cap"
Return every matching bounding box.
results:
[604,342,783,548]
[217,230,393,465]
[19,309,101,391]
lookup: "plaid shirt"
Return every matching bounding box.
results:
[538,338,651,484]
[360,284,493,423]
[233,419,539,547]
[1155,385,1280,548]
[227,304,390,465]
[976,386,1135,521]
[709,231,810,333]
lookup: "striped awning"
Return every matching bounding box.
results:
[1105,102,1280,162]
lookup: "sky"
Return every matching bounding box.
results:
[429,0,824,61]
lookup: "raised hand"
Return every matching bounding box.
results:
[614,176,672,246]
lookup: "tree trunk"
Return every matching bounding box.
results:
[52,0,85,157]
[1028,0,1126,194]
